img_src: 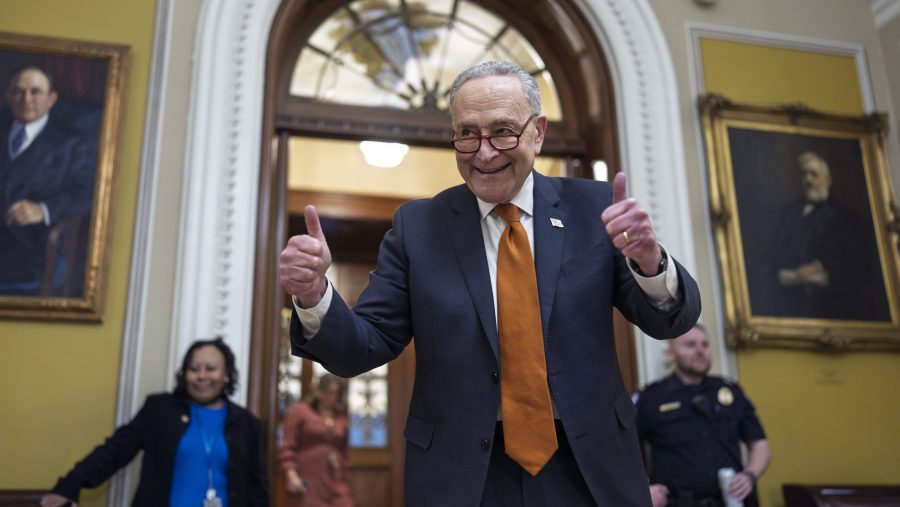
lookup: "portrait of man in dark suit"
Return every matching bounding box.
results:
[728,128,891,323]
[757,151,886,320]
[0,65,96,297]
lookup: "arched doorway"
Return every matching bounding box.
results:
[238,0,702,505]
[251,1,631,505]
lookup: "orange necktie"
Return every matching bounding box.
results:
[494,203,558,476]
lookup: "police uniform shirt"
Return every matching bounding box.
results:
[635,374,766,498]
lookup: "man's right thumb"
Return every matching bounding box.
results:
[304,205,325,240]
[612,171,628,204]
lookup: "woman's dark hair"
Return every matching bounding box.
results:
[309,373,347,414]
[174,337,238,397]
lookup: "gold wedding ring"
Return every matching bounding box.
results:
[623,230,631,245]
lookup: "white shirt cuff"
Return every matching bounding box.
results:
[628,245,680,310]
[292,280,333,339]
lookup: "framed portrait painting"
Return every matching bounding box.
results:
[700,95,900,351]
[0,32,128,320]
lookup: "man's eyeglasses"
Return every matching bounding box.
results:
[450,114,538,154]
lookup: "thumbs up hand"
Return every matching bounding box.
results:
[279,205,333,308]
[600,172,663,275]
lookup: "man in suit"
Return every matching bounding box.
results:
[752,151,887,321]
[279,60,701,506]
[0,66,95,294]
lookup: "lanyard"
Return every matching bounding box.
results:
[192,405,224,507]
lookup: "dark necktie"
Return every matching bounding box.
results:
[494,203,557,475]
[10,127,26,158]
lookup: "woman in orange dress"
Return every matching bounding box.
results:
[280,373,354,507]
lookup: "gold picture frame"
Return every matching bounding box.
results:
[700,94,900,351]
[0,32,129,320]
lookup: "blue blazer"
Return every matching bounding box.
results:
[291,171,701,506]
[0,119,95,285]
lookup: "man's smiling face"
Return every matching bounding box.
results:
[6,68,57,124]
[450,75,546,204]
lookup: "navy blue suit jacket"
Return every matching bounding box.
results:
[291,171,701,506]
[0,119,94,285]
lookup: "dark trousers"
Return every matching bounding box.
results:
[480,421,596,507]
[670,490,758,507]
[669,493,723,507]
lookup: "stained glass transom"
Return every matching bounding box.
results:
[290,0,562,119]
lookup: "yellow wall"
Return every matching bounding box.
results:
[701,38,900,506]
[0,1,156,505]
[702,39,864,115]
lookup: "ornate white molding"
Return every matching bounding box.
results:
[110,1,173,504]
[171,0,281,405]
[872,0,900,28]
[579,0,697,386]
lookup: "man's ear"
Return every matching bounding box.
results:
[532,115,548,155]
[48,90,58,108]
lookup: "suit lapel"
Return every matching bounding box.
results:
[532,172,566,341]
[448,190,499,361]
[3,126,43,200]
[7,123,55,175]
[1,124,11,160]
[0,125,13,198]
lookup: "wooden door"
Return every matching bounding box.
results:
[326,262,414,507]
[270,193,414,507]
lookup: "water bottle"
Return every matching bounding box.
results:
[718,467,743,507]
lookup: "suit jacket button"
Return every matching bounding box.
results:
[480,439,491,451]
[491,372,499,383]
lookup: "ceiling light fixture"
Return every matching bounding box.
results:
[359,140,409,168]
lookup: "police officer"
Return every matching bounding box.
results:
[635,324,771,507]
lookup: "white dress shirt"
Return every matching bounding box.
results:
[8,115,49,158]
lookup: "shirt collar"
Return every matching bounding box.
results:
[12,114,50,140]
[475,171,534,220]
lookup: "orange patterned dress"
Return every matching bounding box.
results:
[279,402,353,507]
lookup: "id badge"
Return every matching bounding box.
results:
[204,488,223,507]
